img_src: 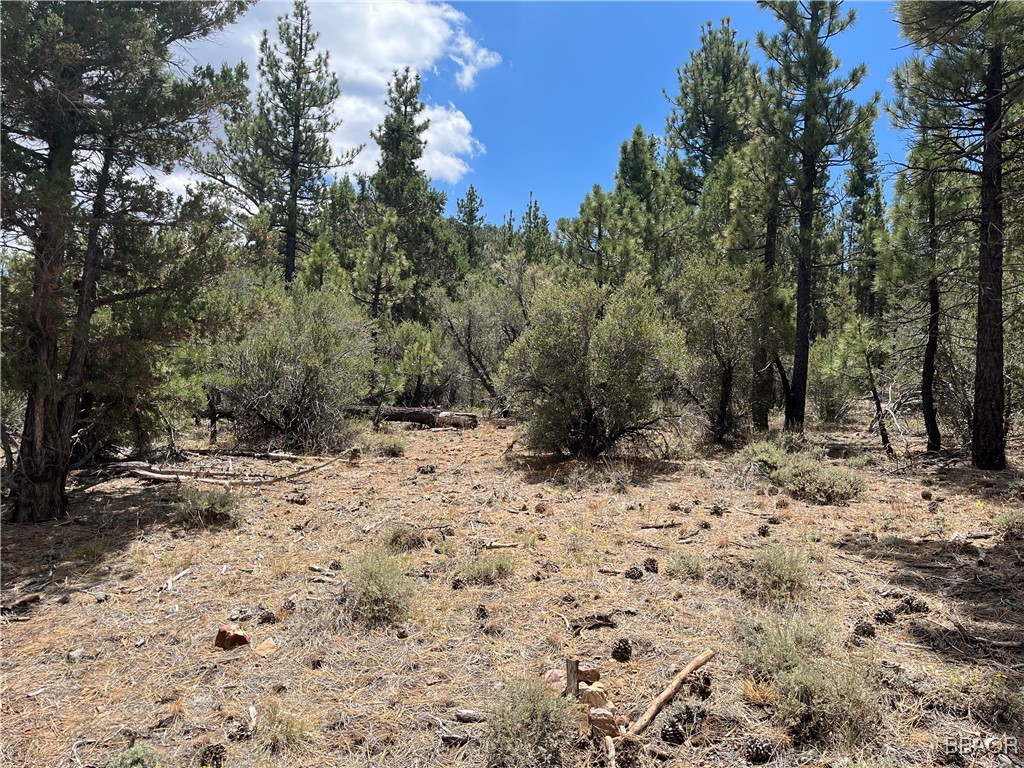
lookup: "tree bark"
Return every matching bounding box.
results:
[10,116,78,522]
[786,149,815,432]
[751,198,779,432]
[922,173,942,454]
[972,43,1005,470]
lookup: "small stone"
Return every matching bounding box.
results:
[544,668,567,693]
[578,666,600,683]
[251,638,277,658]
[214,624,250,650]
[588,707,619,738]
[454,709,488,723]
[580,683,609,710]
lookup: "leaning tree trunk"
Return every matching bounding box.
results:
[922,173,942,454]
[972,43,1006,471]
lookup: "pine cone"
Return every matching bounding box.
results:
[660,716,688,746]
[899,594,929,614]
[853,618,876,638]
[198,743,227,768]
[643,557,659,574]
[611,637,633,662]
[624,565,644,580]
[743,735,775,764]
[757,524,771,537]
[766,515,781,525]
[874,607,896,624]
[709,504,726,516]
[687,670,712,700]
[475,604,488,619]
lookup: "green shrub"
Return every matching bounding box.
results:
[502,275,683,459]
[771,456,864,504]
[349,549,414,626]
[173,486,239,529]
[104,745,163,768]
[462,555,515,585]
[996,510,1024,540]
[382,524,426,553]
[666,550,705,581]
[737,440,788,475]
[737,615,880,746]
[221,287,373,453]
[371,434,407,458]
[486,679,570,768]
[738,440,863,505]
[746,546,810,603]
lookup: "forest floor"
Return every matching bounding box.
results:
[2,420,1023,768]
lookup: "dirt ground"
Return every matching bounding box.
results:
[2,421,1022,768]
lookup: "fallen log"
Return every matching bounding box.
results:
[344,406,478,429]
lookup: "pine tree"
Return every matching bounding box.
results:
[0,1,249,522]
[368,67,448,311]
[757,0,877,432]
[894,0,1024,470]
[456,184,485,267]
[665,19,758,198]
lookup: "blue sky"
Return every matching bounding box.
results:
[193,1,913,226]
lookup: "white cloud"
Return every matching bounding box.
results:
[191,0,499,185]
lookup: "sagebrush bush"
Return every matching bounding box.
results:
[996,510,1024,540]
[173,486,239,529]
[666,550,705,581]
[746,546,810,603]
[737,615,880,746]
[737,439,862,505]
[349,549,414,626]
[103,745,163,768]
[371,434,407,458]
[502,274,683,459]
[771,456,864,504]
[462,555,515,585]
[221,287,373,453]
[382,524,426,552]
[486,679,570,768]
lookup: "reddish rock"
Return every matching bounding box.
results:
[579,666,600,683]
[215,623,250,650]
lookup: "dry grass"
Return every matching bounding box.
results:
[1,422,1022,768]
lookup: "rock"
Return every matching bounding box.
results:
[588,707,620,738]
[579,666,600,683]
[251,638,277,658]
[417,464,436,475]
[454,709,488,723]
[579,682,610,710]
[544,668,567,693]
[215,623,251,650]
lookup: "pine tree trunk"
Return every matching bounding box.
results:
[922,174,942,454]
[972,44,1006,471]
[751,199,779,432]
[11,128,77,523]
[786,153,815,432]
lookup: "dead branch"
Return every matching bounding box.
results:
[621,649,715,739]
